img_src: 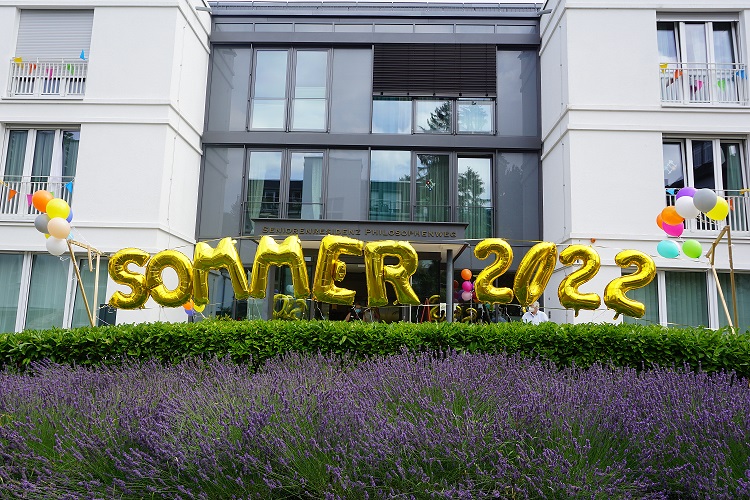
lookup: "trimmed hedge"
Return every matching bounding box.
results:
[2,320,750,376]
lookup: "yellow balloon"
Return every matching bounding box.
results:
[428,294,446,323]
[193,237,249,306]
[272,294,308,320]
[363,240,420,307]
[45,198,70,219]
[108,248,150,309]
[603,250,657,319]
[193,303,205,313]
[473,238,514,304]
[513,242,558,307]
[706,197,729,221]
[250,236,309,299]
[312,235,364,305]
[558,245,602,316]
[146,250,193,308]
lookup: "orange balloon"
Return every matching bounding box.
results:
[661,206,684,226]
[32,190,54,213]
[460,268,472,281]
[183,299,194,310]
[656,213,664,229]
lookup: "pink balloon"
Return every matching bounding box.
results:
[663,221,684,237]
[461,291,472,301]
[462,281,473,292]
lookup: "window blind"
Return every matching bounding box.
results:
[373,44,497,96]
[16,10,94,59]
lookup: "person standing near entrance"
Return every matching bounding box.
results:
[522,301,548,324]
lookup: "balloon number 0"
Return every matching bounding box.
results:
[474,242,656,319]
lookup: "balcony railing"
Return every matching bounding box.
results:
[659,62,748,106]
[8,59,87,98]
[0,177,74,219]
[666,190,750,233]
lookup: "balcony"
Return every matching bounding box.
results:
[0,177,74,220]
[667,190,750,234]
[7,59,87,98]
[659,62,748,106]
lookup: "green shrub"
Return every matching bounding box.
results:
[1,320,749,376]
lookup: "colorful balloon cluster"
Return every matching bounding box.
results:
[457,268,477,302]
[31,190,73,256]
[656,187,726,259]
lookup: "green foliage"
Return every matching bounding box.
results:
[1,320,750,376]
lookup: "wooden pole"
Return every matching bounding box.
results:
[92,253,101,326]
[727,225,739,332]
[67,239,94,327]
[710,265,733,329]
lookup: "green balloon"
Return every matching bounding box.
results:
[682,239,703,259]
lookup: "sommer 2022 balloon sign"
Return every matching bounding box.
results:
[108,234,657,319]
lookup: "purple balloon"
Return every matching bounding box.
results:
[675,187,696,199]
[185,308,195,317]
[663,221,684,238]
[66,209,73,223]
[461,291,472,301]
[462,281,473,292]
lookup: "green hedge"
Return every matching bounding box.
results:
[1,320,749,376]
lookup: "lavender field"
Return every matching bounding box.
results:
[2,352,750,499]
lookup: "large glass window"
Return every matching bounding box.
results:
[718,273,750,331]
[372,97,411,134]
[199,148,244,239]
[207,48,252,131]
[369,151,411,221]
[623,277,660,326]
[458,157,493,239]
[330,49,372,134]
[0,254,22,332]
[657,20,743,104]
[289,152,324,219]
[665,272,709,328]
[326,150,368,220]
[497,50,538,136]
[662,138,747,230]
[415,154,450,222]
[457,99,494,133]
[250,49,330,131]
[415,99,451,133]
[246,151,282,231]
[496,152,539,242]
[25,254,68,331]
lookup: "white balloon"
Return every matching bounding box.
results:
[674,196,700,219]
[46,237,68,256]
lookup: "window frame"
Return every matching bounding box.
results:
[248,48,332,132]
[372,96,496,135]
[0,127,79,180]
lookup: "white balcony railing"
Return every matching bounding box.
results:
[667,190,750,233]
[8,59,87,98]
[659,62,748,106]
[0,177,75,220]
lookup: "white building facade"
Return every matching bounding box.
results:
[0,0,210,331]
[541,0,750,329]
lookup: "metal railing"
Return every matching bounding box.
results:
[659,62,748,105]
[8,59,87,98]
[0,177,74,219]
[666,190,749,233]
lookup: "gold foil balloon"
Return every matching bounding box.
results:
[473,238,514,304]
[428,294,446,322]
[108,248,150,309]
[513,242,558,307]
[250,236,310,299]
[363,240,420,307]
[146,250,193,308]
[604,250,657,319]
[557,245,602,316]
[193,237,249,306]
[273,294,309,320]
[312,235,364,305]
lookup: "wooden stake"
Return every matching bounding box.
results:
[93,253,101,326]
[67,239,94,327]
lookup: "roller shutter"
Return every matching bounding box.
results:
[16,10,94,60]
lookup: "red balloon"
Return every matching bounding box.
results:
[460,268,472,281]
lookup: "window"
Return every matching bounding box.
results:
[0,128,78,217]
[657,19,747,105]
[0,254,23,332]
[10,10,92,97]
[662,138,747,230]
[207,48,252,132]
[244,150,325,233]
[373,97,495,135]
[369,151,492,237]
[249,49,330,131]
[623,271,709,328]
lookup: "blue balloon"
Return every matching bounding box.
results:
[66,209,73,223]
[657,240,680,259]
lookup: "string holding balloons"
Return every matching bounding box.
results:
[654,186,726,260]
[31,190,73,256]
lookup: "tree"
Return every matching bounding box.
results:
[421,101,451,132]
[458,167,490,239]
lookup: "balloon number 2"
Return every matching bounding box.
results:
[474,241,656,320]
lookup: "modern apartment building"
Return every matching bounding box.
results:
[540,0,750,329]
[0,0,210,332]
[197,2,543,321]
